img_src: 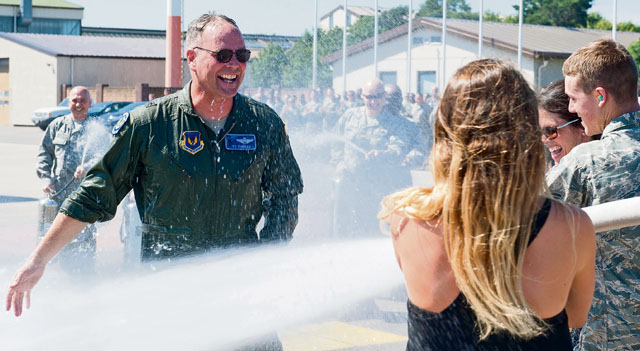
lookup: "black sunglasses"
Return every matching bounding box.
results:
[542,118,580,140]
[194,47,251,63]
[363,93,384,100]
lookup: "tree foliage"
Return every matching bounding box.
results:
[250,43,288,88]
[416,0,476,19]
[629,40,640,71]
[512,0,593,27]
[279,28,342,89]
[347,6,409,45]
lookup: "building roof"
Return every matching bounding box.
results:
[320,5,389,21]
[324,17,640,63]
[0,32,166,58]
[0,31,299,59]
[0,0,82,9]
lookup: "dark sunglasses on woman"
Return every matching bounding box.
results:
[542,118,580,140]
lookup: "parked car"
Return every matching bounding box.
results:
[32,98,71,130]
[33,101,131,131]
[100,101,149,129]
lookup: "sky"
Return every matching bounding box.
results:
[70,0,640,36]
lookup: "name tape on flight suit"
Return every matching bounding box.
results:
[225,134,257,151]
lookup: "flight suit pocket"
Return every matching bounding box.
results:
[225,151,264,181]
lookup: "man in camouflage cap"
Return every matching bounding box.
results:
[547,39,640,350]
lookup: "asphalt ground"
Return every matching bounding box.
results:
[0,125,408,351]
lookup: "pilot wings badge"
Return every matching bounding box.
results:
[180,131,204,155]
[225,134,257,151]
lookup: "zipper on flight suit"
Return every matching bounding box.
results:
[160,146,192,179]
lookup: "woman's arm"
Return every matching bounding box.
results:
[565,207,596,328]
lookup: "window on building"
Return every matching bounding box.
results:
[430,36,442,43]
[347,13,351,26]
[0,17,14,32]
[0,58,8,74]
[15,18,81,35]
[418,71,437,96]
[379,71,397,85]
[330,15,334,28]
[412,37,424,46]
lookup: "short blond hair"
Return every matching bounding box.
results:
[563,39,638,102]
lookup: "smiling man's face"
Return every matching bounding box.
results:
[190,21,247,100]
[68,88,91,121]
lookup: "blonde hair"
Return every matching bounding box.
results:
[380,59,548,339]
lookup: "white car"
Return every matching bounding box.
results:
[31,98,70,130]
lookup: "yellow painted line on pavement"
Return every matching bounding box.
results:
[280,321,407,351]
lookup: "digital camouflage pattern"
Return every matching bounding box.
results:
[331,106,413,236]
[60,84,303,260]
[547,111,640,351]
[36,114,98,271]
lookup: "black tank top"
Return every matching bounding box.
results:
[406,198,572,351]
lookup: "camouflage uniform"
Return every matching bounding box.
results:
[322,97,343,130]
[547,111,640,351]
[36,114,99,273]
[301,100,324,133]
[332,106,412,236]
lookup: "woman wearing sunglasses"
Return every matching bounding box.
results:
[379,59,595,350]
[539,80,595,167]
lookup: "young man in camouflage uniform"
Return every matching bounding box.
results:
[8,13,303,348]
[547,39,640,351]
[36,86,98,274]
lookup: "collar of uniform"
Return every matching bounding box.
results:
[176,81,198,117]
[177,81,248,122]
[602,110,640,136]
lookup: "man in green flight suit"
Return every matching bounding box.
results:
[7,13,303,348]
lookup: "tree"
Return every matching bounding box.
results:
[584,12,611,30]
[281,27,343,89]
[250,43,288,88]
[628,40,640,82]
[513,0,593,27]
[483,10,503,22]
[347,6,409,46]
[415,0,477,20]
[618,21,640,33]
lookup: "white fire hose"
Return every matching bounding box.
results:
[582,196,640,233]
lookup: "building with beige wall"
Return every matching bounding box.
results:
[325,18,640,96]
[0,32,190,126]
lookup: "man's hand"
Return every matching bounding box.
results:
[365,149,380,160]
[42,184,55,194]
[74,166,86,179]
[6,262,46,317]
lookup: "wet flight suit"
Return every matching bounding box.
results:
[59,83,304,261]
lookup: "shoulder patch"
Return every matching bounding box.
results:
[111,112,130,135]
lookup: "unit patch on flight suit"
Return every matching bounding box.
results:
[225,134,257,151]
[111,112,130,135]
[181,131,204,154]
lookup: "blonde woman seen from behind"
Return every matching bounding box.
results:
[379,59,595,350]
